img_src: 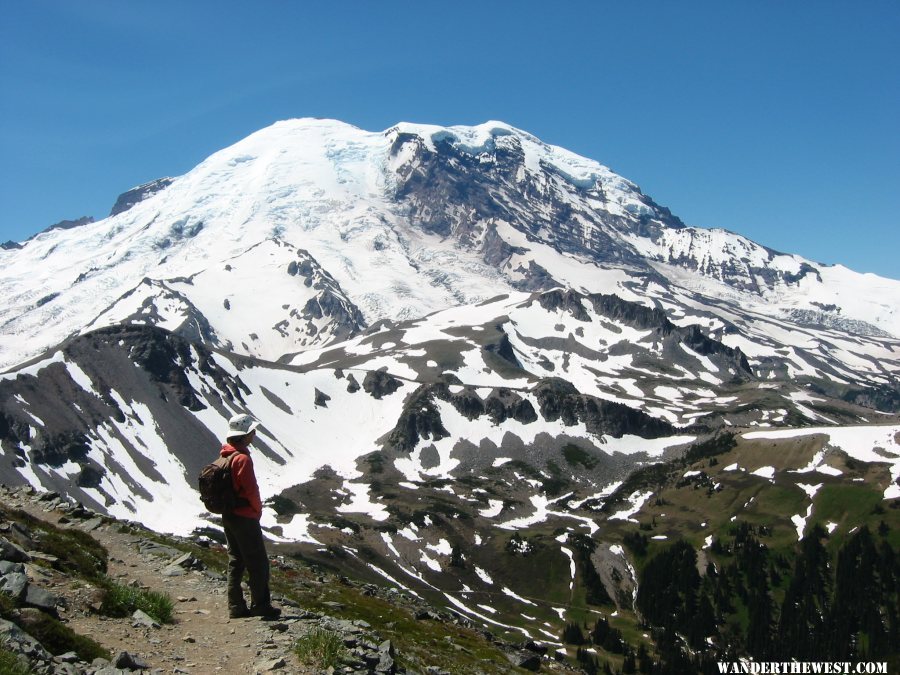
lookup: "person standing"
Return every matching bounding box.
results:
[220,413,281,619]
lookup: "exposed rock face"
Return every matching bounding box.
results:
[484,388,538,425]
[532,378,676,438]
[388,130,647,288]
[39,216,96,235]
[0,325,245,512]
[285,248,368,346]
[385,377,676,457]
[387,386,449,454]
[362,371,403,400]
[109,177,175,216]
[387,126,845,298]
[545,289,753,376]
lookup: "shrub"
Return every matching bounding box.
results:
[16,611,109,661]
[99,582,174,624]
[294,628,347,668]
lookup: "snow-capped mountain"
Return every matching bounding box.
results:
[1,118,899,648]
[1,119,898,373]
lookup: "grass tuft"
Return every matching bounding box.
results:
[294,627,347,669]
[99,581,174,624]
[0,648,31,675]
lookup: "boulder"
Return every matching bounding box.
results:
[506,649,542,671]
[0,570,29,602]
[113,650,150,669]
[0,617,53,666]
[131,609,161,629]
[0,536,30,562]
[24,585,62,617]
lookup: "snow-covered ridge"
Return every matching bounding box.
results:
[1,117,898,375]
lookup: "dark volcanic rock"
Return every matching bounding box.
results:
[285,249,367,345]
[362,371,403,400]
[432,384,485,420]
[484,389,538,425]
[483,331,523,371]
[30,431,90,467]
[534,378,675,438]
[346,373,361,393]
[387,386,449,454]
[40,216,95,235]
[538,288,592,321]
[109,177,175,216]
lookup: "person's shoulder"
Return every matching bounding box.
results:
[230,450,253,466]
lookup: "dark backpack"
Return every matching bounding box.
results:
[197,455,238,514]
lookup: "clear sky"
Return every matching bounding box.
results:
[2,1,898,279]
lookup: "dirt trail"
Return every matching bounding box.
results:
[14,497,311,674]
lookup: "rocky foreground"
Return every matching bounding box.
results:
[0,485,573,674]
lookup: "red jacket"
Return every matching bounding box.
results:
[220,444,263,520]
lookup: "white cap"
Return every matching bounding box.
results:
[227,414,259,437]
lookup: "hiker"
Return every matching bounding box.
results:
[220,414,281,619]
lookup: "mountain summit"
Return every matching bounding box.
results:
[1,118,898,374]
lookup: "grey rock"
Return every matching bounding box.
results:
[26,551,59,565]
[0,617,53,662]
[0,536,30,562]
[80,517,105,532]
[256,657,286,672]
[6,522,36,549]
[54,651,79,663]
[200,569,226,582]
[506,650,542,671]
[0,560,26,575]
[0,571,29,601]
[375,652,396,673]
[169,552,194,567]
[346,373,361,393]
[25,585,62,616]
[161,564,186,577]
[414,609,443,621]
[113,650,150,669]
[168,552,203,570]
[137,541,182,559]
[314,388,331,407]
[131,609,161,629]
[109,177,175,217]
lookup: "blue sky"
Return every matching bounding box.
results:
[2,1,898,279]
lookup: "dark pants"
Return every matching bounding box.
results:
[222,514,271,612]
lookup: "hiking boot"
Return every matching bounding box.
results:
[249,605,281,619]
[229,606,251,619]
